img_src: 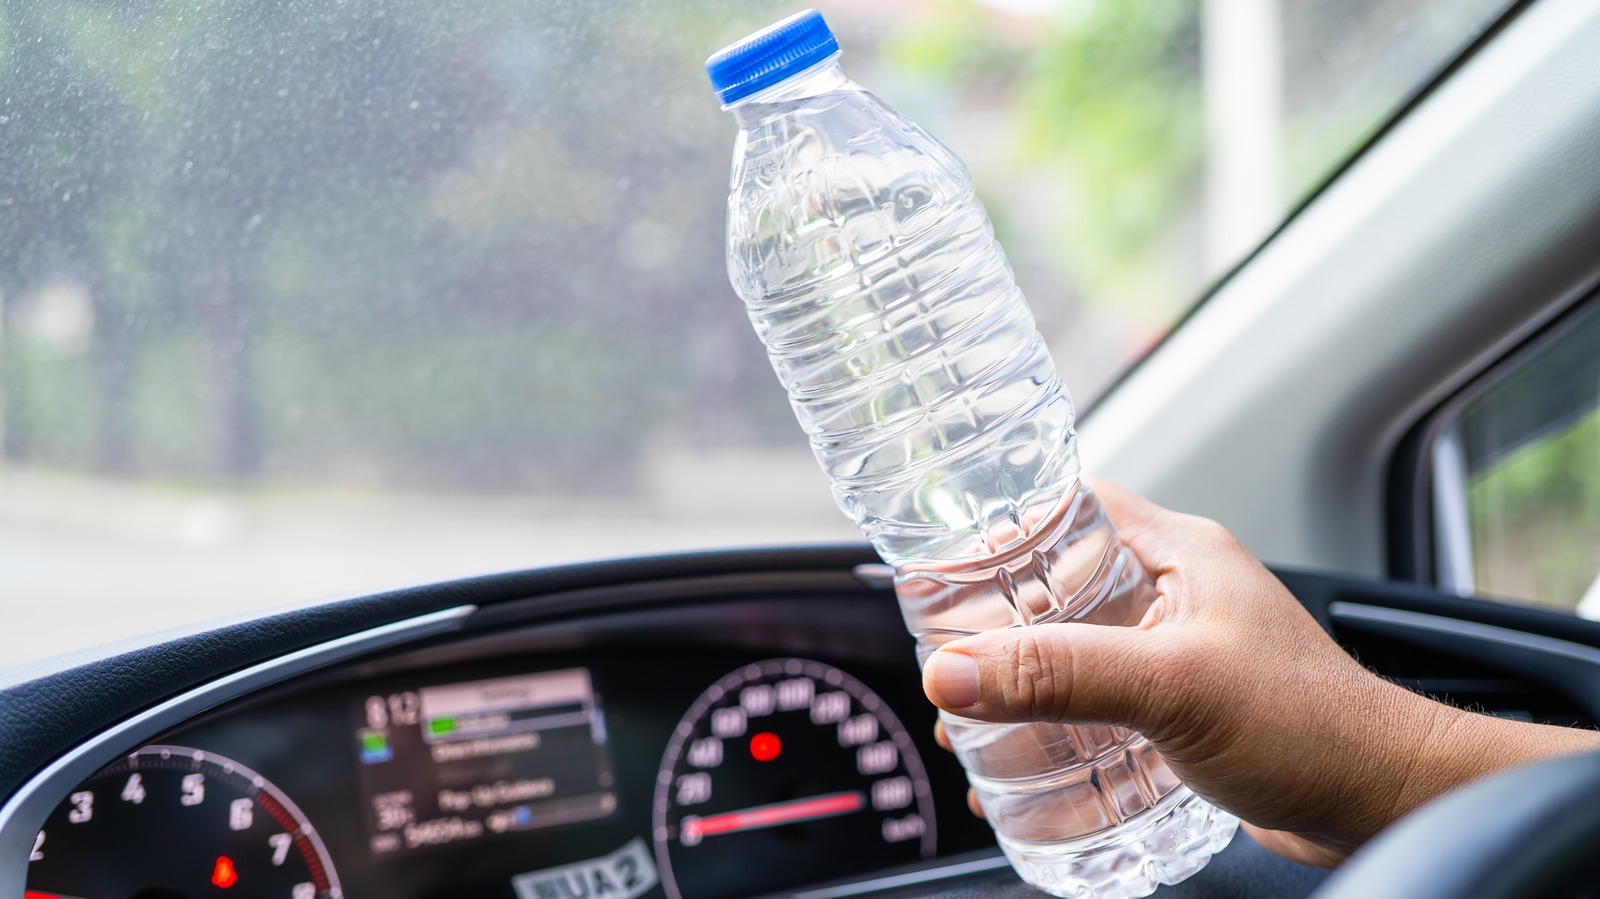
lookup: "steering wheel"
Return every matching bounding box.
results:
[1311,750,1600,899]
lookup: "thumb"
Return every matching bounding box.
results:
[922,622,1172,731]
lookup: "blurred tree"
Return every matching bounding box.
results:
[1470,409,1600,611]
[0,0,785,489]
[0,4,140,470]
[886,0,1203,317]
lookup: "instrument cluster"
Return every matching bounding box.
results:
[23,591,994,898]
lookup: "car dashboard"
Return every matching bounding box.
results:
[6,548,999,899]
[10,545,1600,899]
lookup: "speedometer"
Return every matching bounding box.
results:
[652,658,935,898]
[26,744,342,899]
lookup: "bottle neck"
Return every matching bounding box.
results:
[726,57,850,125]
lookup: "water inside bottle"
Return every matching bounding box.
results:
[715,34,1237,896]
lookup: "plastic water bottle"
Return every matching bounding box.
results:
[706,11,1237,898]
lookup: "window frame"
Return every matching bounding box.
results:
[1390,293,1600,601]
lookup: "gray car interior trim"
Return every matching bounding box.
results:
[1429,427,1474,594]
[1082,0,1600,576]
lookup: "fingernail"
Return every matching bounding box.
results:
[926,651,980,709]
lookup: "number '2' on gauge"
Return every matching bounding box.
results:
[26,744,342,899]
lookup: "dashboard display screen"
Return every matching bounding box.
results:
[353,668,618,856]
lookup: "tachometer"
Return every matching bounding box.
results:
[652,659,935,899]
[26,744,342,899]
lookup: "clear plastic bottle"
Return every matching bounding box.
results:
[706,11,1237,898]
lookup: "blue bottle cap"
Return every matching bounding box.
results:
[706,9,840,106]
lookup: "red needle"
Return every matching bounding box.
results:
[682,790,866,842]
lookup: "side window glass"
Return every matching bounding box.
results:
[1432,304,1600,614]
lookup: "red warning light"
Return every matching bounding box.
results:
[750,731,782,762]
[211,855,240,888]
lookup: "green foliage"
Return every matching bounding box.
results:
[885,0,1202,313]
[0,0,789,488]
[253,324,673,490]
[1469,408,1600,611]
[130,333,214,473]
[5,0,1495,492]
[6,343,97,465]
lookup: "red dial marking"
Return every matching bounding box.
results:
[682,790,865,842]
[211,855,239,888]
[749,732,781,762]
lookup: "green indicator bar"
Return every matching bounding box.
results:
[429,717,456,736]
[362,732,388,752]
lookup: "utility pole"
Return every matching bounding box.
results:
[1202,0,1283,275]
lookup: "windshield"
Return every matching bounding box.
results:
[0,0,1510,665]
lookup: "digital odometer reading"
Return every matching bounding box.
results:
[354,668,617,856]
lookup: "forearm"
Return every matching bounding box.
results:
[1390,696,1600,829]
[1248,676,1600,865]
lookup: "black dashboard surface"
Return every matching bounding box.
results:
[0,547,890,807]
[6,548,1003,898]
[50,621,987,897]
[9,547,1599,898]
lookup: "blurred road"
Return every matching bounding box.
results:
[0,454,860,668]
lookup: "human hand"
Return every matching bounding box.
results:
[921,480,1600,866]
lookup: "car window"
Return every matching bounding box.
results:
[1430,303,1600,615]
[0,0,1513,665]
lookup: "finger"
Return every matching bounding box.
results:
[934,719,951,752]
[967,788,985,820]
[1086,479,1194,578]
[1241,823,1347,869]
[1085,479,1162,539]
[1088,479,1249,617]
[922,622,1169,729]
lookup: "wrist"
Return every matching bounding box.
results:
[1379,689,1600,843]
[1375,689,1472,837]
[1298,677,1460,853]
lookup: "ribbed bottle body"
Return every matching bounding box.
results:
[724,62,1235,898]
[727,66,1076,567]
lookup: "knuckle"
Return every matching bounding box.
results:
[1166,515,1243,573]
[1007,630,1064,718]
[1188,515,1234,545]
